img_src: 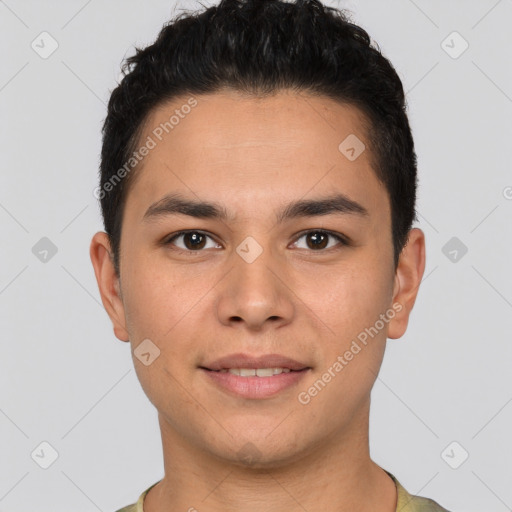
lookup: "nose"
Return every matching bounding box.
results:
[215,244,295,332]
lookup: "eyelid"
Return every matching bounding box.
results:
[164,229,220,250]
[290,229,350,250]
[164,228,350,252]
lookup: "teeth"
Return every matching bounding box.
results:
[224,368,293,377]
[256,368,274,377]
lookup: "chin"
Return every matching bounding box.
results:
[209,433,311,470]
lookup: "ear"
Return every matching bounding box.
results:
[387,228,426,340]
[89,231,130,342]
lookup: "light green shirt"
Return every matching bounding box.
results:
[115,471,451,511]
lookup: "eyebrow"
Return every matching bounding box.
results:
[142,192,369,223]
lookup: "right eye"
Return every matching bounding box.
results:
[164,230,222,252]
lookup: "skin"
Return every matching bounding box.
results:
[90,89,425,512]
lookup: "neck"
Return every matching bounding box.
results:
[144,402,397,512]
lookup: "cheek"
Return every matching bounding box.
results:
[121,260,174,340]
[304,263,393,340]
[301,269,392,414]
[122,264,196,410]
[121,249,183,331]
[121,256,216,365]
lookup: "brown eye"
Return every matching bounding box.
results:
[183,232,206,250]
[293,230,348,251]
[306,231,328,249]
[166,231,220,251]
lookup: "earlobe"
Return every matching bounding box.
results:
[89,231,130,342]
[387,228,426,340]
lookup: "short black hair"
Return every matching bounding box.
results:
[97,0,417,277]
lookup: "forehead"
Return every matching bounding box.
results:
[124,89,388,223]
[143,89,370,153]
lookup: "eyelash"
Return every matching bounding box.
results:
[163,229,350,253]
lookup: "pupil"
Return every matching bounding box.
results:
[308,232,327,250]
[185,232,206,250]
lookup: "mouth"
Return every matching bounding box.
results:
[201,367,309,376]
[199,353,311,399]
[200,352,311,372]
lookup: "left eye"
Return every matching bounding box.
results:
[164,229,348,252]
[292,230,348,251]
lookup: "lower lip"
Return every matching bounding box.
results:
[200,368,311,399]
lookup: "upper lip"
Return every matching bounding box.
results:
[201,353,310,371]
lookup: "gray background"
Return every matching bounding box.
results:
[1,0,511,511]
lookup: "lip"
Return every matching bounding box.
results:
[200,367,311,399]
[200,353,310,371]
[199,353,312,399]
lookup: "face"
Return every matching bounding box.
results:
[91,89,425,468]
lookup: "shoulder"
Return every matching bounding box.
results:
[114,506,138,512]
[114,480,160,512]
[387,471,452,512]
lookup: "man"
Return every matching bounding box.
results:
[90,0,450,510]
